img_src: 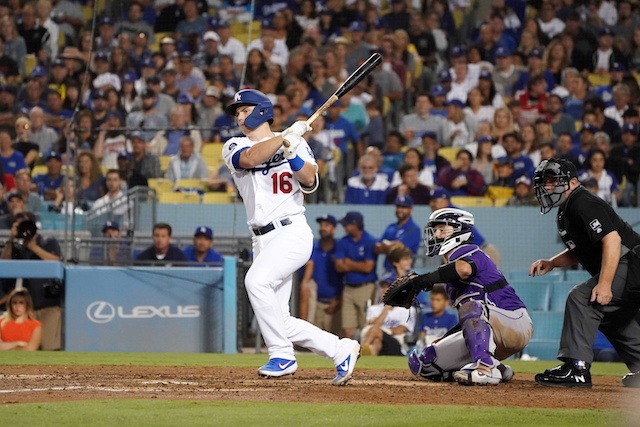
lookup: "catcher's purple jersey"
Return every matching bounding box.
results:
[445,245,526,311]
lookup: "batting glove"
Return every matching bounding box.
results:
[282,121,312,139]
[282,134,302,160]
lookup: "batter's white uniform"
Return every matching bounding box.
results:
[223,134,346,363]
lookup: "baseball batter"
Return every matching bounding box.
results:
[406,208,533,385]
[222,89,360,385]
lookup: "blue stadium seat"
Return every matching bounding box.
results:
[524,311,565,361]
[509,280,552,311]
[509,270,564,282]
[564,269,591,284]
[550,282,576,312]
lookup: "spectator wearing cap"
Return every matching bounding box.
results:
[135,222,188,265]
[182,226,223,264]
[92,50,121,92]
[144,76,175,118]
[604,83,631,127]
[592,27,626,75]
[437,148,487,197]
[610,123,640,206]
[12,116,38,168]
[28,107,58,155]
[346,21,375,73]
[593,62,627,109]
[95,16,118,54]
[126,88,168,142]
[571,122,599,169]
[160,66,181,102]
[197,86,223,142]
[334,211,377,339]
[16,3,50,60]
[386,162,432,205]
[448,46,480,104]
[0,36,19,86]
[176,51,205,102]
[216,21,246,72]
[194,31,222,79]
[129,130,161,181]
[0,126,26,179]
[94,111,130,169]
[323,98,360,157]
[246,20,289,69]
[164,135,208,183]
[32,150,62,200]
[345,153,389,205]
[492,46,525,99]
[399,93,444,149]
[88,90,110,130]
[442,98,471,149]
[90,220,131,265]
[375,194,422,272]
[428,84,448,117]
[579,148,621,208]
[299,213,343,334]
[116,1,155,45]
[116,149,148,190]
[17,78,48,117]
[175,0,207,40]
[505,175,538,207]
[13,169,41,213]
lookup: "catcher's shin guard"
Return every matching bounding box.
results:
[459,300,496,368]
[408,346,455,382]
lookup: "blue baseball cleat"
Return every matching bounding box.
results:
[257,358,298,378]
[332,339,360,386]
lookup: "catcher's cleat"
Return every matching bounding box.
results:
[332,339,360,386]
[622,371,640,388]
[454,364,502,386]
[360,344,373,356]
[534,360,592,388]
[498,363,514,383]
[257,358,298,378]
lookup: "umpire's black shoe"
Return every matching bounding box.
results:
[535,360,592,388]
[622,371,640,388]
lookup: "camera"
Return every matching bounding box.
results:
[44,279,64,298]
[17,220,37,240]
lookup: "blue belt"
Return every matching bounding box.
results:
[252,217,292,236]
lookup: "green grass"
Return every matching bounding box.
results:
[0,400,622,427]
[0,351,629,377]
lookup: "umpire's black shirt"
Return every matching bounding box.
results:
[557,186,640,276]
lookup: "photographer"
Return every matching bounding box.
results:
[0,212,62,350]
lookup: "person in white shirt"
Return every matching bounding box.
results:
[604,83,631,127]
[537,2,565,39]
[164,135,208,183]
[90,169,127,216]
[92,51,121,92]
[36,0,59,60]
[215,21,245,73]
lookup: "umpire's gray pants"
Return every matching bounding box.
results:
[559,258,640,371]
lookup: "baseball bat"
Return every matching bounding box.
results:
[284,52,382,147]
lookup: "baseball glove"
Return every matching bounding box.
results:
[383,271,421,309]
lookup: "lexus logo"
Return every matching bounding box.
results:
[86,301,116,324]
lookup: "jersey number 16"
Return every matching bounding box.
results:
[271,172,293,194]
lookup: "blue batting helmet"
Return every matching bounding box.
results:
[225,89,274,129]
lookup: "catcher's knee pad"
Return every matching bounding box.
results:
[458,300,496,367]
[408,346,454,382]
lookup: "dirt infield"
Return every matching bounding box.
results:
[0,365,633,409]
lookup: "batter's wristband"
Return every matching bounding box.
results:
[288,155,304,172]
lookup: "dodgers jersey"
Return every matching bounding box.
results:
[223,134,317,228]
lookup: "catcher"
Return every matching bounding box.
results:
[384,208,533,385]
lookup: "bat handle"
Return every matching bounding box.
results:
[284,94,339,148]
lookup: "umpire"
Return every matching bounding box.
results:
[529,158,640,388]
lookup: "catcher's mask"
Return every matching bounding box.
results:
[424,208,474,257]
[534,158,578,214]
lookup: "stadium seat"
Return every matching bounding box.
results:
[148,178,174,194]
[550,282,575,312]
[486,185,514,200]
[158,192,200,204]
[493,197,510,207]
[449,196,493,207]
[202,192,233,204]
[509,270,563,282]
[31,164,47,177]
[438,147,459,164]
[524,311,565,361]
[201,143,225,168]
[587,73,610,88]
[509,280,552,311]
[564,270,591,284]
[160,156,171,173]
[174,178,206,190]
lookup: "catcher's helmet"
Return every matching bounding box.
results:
[533,158,578,214]
[225,89,274,129]
[424,208,474,257]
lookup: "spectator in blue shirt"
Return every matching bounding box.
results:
[182,226,223,264]
[324,101,361,155]
[335,211,378,339]
[416,284,458,348]
[0,126,26,178]
[32,150,64,201]
[375,194,422,271]
[497,132,535,179]
[135,223,188,265]
[345,153,390,204]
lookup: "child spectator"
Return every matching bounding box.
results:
[506,175,538,207]
[416,284,458,349]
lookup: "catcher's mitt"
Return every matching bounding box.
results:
[382,271,420,309]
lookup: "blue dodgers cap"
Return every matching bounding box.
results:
[102,220,120,233]
[339,211,364,227]
[261,18,275,30]
[141,57,154,68]
[580,123,599,133]
[52,58,66,67]
[94,51,109,62]
[395,194,414,207]
[495,46,511,57]
[598,27,614,37]
[0,84,17,96]
[438,69,452,83]
[445,99,464,108]
[178,92,194,104]
[431,83,447,97]
[478,135,493,144]
[422,130,437,140]
[479,69,492,80]
[123,71,138,83]
[117,150,132,160]
[217,20,230,29]
[194,226,213,239]
[31,65,47,77]
[449,46,466,58]
[529,48,543,58]
[99,16,114,26]
[316,214,337,226]
[622,123,638,134]
[349,21,366,32]
[612,62,627,72]
[45,150,62,161]
[431,187,450,199]
[130,130,145,140]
